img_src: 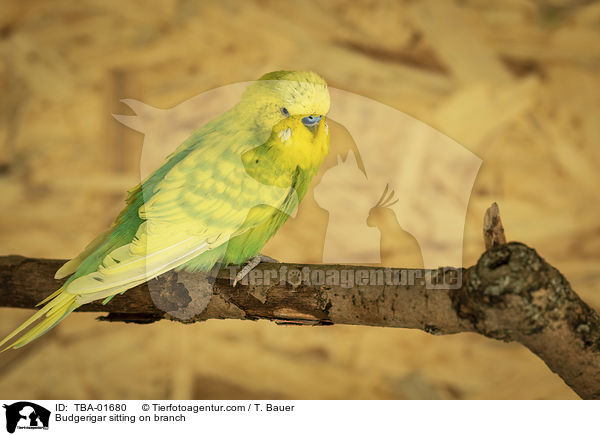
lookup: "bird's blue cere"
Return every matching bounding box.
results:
[302,115,322,127]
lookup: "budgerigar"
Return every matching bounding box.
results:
[0,70,330,350]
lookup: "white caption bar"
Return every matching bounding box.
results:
[0,400,595,436]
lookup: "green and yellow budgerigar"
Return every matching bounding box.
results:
[0,70,330,350]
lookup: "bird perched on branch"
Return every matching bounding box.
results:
[0,70,330,350]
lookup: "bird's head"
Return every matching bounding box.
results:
[240,70,330,136]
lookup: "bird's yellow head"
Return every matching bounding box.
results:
[239,71,331,177]
[239,70,330,136]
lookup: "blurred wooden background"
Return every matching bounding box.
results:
[1,0,599,399]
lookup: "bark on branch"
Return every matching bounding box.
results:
[0,206,599,399]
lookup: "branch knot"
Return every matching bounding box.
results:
[455,242,554,340]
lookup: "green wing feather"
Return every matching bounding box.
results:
[0,112,302,350]
[0,70,330,350]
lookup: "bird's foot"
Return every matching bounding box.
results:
[233,254,278,287]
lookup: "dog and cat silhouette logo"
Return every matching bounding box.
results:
[3,402,50,433]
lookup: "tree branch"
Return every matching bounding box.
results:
[483,201,507,249]
[0,206,599,399]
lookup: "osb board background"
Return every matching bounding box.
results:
[0,0,599,399]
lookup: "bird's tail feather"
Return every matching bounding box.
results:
[0,288,78,351]
[35,287,63,307]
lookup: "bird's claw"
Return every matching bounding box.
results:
[233,254,278,287]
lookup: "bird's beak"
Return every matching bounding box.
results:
[302,114,323,134]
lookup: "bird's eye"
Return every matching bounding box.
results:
[280,107,290,118]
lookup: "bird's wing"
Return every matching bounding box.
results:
[55,130,205,281]
[65,145,295,305]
